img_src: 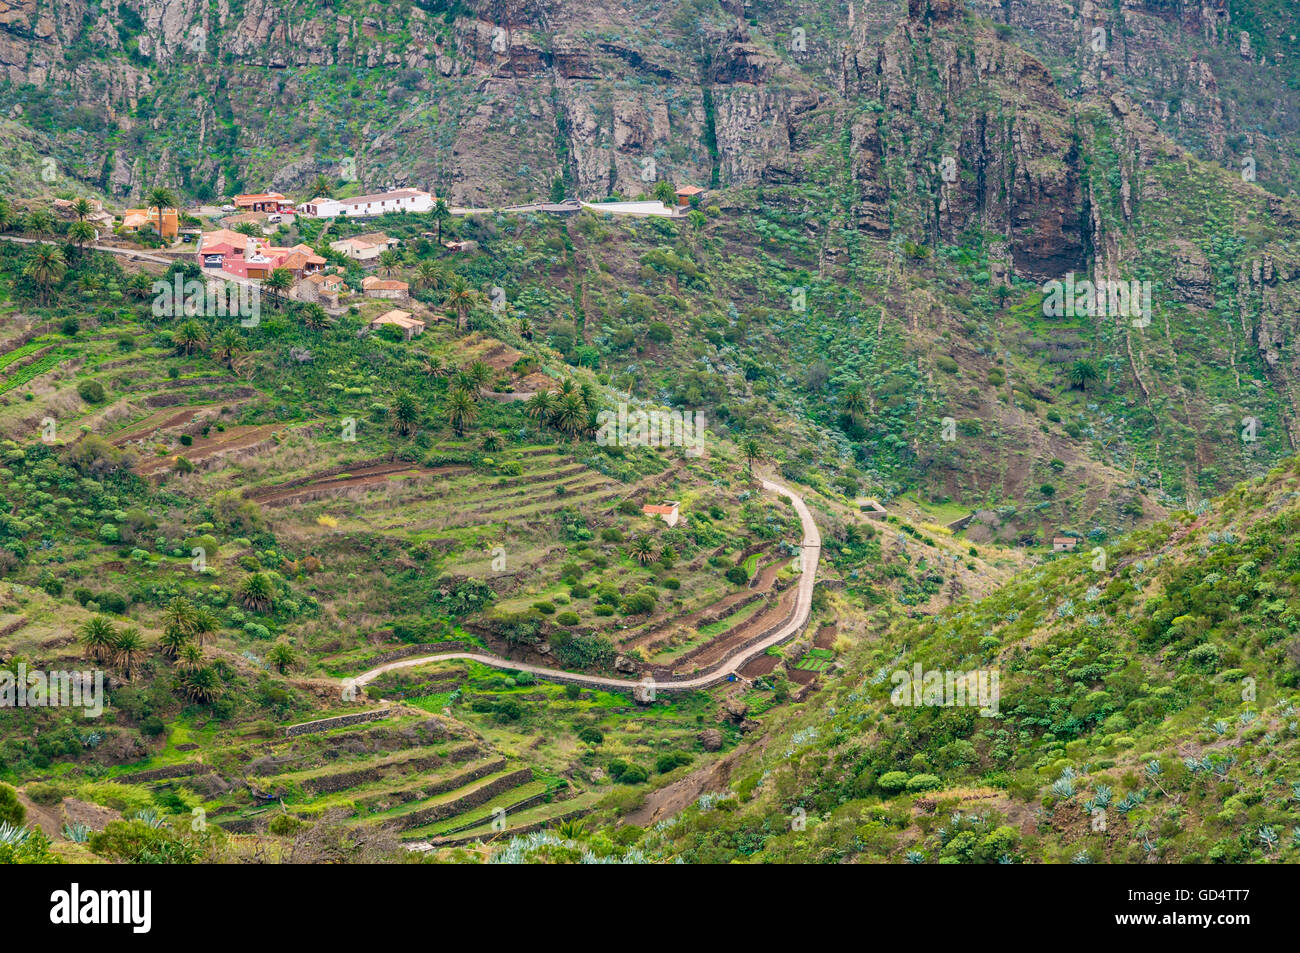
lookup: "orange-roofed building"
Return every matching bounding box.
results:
[234,192,291,213]
[674,186,706,208]
[642,501,681,527]
[122,207,179,241]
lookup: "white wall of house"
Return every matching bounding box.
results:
[302,191,434,218]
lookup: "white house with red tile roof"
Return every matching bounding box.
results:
[642,501,681,527]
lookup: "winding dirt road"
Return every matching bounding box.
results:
[353,477,821,694]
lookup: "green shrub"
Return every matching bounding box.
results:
[577,726,604,745]
[878,771,909,793]
[619,764,648,784]
[23,781,65,806]
[0,783,26,826]
[556,611,580,626]
[77,380,106,403]
[905,774,942,793]
[655,752,692,774]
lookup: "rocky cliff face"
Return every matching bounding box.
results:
[2,0,1294,211]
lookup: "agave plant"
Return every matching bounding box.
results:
[1258,826,1280,852]
[61,822,91,843]
[1184,757,1202,773]
[1239,709,1257,726]
[1292,828,1300,849]
[0,822,30,846]
[904,850,926,864]
[1144,760,1163,780]
[997,853,1017,864]
[134,809,165,829]
[1070,850,1093,864]
[1092,784,1113,808]
[1051,776,1076,798]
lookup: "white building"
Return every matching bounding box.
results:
[300,189,435,218]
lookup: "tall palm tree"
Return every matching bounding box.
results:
[79,616,116,663]
[212,327,245,368]
[309,174,333,199]
[0,199,12,232]
[23,244,66,305]
[145,186,179,241]
[113,626,144,679]
[420,355,446,379]
[175,320,206,355]
[653,180,676,205]
[441,275,480,331]
[432,198,451,245]
[525,389,557,427]
[377,248,400,276]
[264,268,293,309]
[71,198,93,220]
[444,387,478,437]
[67,219,96,255]
[741,437,763,476]
[517,316,534,341]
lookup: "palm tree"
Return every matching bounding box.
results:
[309,174,333,199]
[67,219,96,255]
[25,209,54,238]
[444,387,478,437]
[1068,358,1099,391]
[71,198,93,220]
[158,626,191,659]
[299,303,328,330]
[553,392,587,440]
[234,221,262,238]
[414,260,444,292]
[525,390,557,427]
[145,186,178,241]
[175,320,206,355]
[176,642,205,671]
[517,316,533,341]
[24,244,66,304]
[267,642,297,674]
[237,572,274,613]
[653,180,676,205]
[79,616,116,663]
[212,327,245,367]
[441,275,480,331]
[630,535,655,564]
[432,198,451,244]
[192,606,219,647]
[0,199,13,233]
[420,355,446,379]
[377,248,400,276]
[162,597,198,637]
[393,392,419,436]
[466,361,491,389]
[453,371,481,398]
[741,437,762,476]
[264,268,293,308]
[127,272,154,300]
[578,380,600,414]
[113,626,144,678]
[841,383,868,421]
[180,666,220,704]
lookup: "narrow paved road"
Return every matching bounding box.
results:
[0,234,175,264]
[353,477,821,694]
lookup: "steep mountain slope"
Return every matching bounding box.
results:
[600,456,1300,864]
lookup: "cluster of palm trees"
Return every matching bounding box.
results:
[78,617,146,679]
[524,378,600,440]
[173,320,248,368]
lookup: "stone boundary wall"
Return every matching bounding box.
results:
[284,707,391,737]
